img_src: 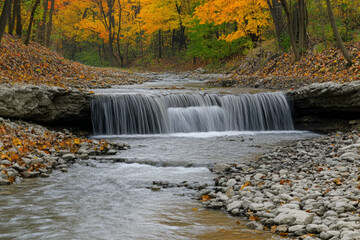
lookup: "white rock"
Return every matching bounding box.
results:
[227,201,242,212]
[253,173,265,180]
[340,152,360,162]
[226,179,237,187]
[274,209,314,226]
[62,153,76,160]
[249,203,264,211]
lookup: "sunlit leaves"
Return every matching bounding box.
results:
[194,0,270,41]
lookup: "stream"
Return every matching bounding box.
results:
[0,72,317,239]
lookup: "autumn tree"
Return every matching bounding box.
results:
[0,0,12,44]
[195,0,270,42]
[139,0,197,58]
[39,0,48,44]
[25,0,41,45]
[325,0,352,66]
[266,0,286,49]
[45,0,55,47]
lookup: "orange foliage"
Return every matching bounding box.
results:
[195,0,270,41]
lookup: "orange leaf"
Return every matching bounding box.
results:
[249,216,260,221]
[333,178,342,185]
[280,180,292,185]
[201,195,211,202]
[8,176,15,184]
[241,181,250,190]
[10,153,19,161]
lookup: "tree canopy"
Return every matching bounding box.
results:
[0,0,359,67]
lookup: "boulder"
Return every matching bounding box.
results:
[0,83,91,126]
[273,209,314,226]
[287,81,360,118]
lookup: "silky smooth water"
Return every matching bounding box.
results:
[0,73,317,240]
[91,92,294,135]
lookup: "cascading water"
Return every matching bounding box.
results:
[91,92,294,135]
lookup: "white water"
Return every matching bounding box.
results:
[91,92,294,135]
[0,73,318,240]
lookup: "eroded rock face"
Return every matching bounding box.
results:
[287,81,360,117]
[0,83,91,125]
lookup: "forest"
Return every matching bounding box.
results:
[0,0,359,69]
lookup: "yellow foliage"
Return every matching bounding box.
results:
[195,0,270,41]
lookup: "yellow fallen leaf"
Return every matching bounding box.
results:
[241,181,250,190]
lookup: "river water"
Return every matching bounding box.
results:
[0,73,317,240]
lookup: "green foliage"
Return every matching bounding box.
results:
[314,43,326,53]
[307,0,360,44]
[71,45,109,67]
[279,34,291,52]
[187,20,253,60]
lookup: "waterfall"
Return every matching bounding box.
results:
[91,92,294,135]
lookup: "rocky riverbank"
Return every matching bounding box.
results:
[0,117,129,185]
[200,131,360,240]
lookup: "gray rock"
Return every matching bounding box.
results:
[253,173,265,180]
[249,203,264,211]
[151,186,160,191]
[0,179,10,185]
[306,224,326,233]
[62,154,76,160]
[22,171,40,178]
[287,81,360,117]
[212,163,231,173]
[10,163,26,171]
[107,149,117,155]
[0,160,11,165]
[58,158,66,165]
[288,225,306,236]
[340,152,360,162]
[274,209,314,226]
[226,179,237,187]
[0,83,91,124]
[320,230,340,240]
[246,221,264,230]
[227,201,242,212]
[276,225,288,233]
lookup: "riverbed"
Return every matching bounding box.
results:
[0,72,318,239]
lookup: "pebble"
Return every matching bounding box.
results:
[201,132,360,239]
[0,117,130,184]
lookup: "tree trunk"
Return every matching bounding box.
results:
[179,25,186,50]
[325,0,352,67]
[25,0,40,45]
[45,0,54,47]
[280,0,300,61]
[0,0,12,44]
[298,0,307,53]
[15,0,22,36]
[116,0,123,67]
[266,0,286,50]
[39,0,48,44]
[107,0,114,66]
[158,30,162,58]
[9,0,15,35]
